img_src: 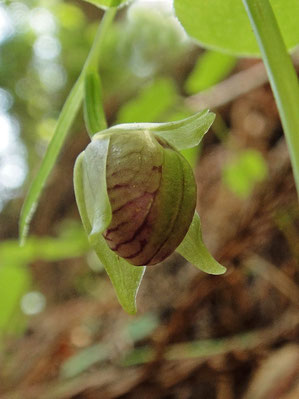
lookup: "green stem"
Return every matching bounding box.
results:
[19,8,117,244]
[83,8,117,72]
[242,0,299,198]
[82,8,117,137]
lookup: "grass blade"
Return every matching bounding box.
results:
[19,78,84,245]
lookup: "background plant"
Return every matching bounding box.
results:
[0,1,298,396]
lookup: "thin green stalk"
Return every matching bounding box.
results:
[242,0,299,198]
[83,7,117,72]
[19,8,117,244]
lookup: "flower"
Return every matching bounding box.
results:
[101,129,197,265]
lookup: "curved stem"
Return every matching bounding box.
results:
[19,8,117,244]
[242,0,299,198]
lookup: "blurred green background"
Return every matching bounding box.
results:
[0,1,298,398]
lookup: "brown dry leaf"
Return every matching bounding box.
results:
[243,344,299,399]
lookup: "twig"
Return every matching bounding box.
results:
[244,254,299,307]
[185,53,299,110]
[185,62,268,110]
[2,311,298,399]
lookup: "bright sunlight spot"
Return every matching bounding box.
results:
[0,113,27,201]
[0,156,27,190]
[0,114,15,153]
[38,63,67,92]
[29,8,56,35]
[134,0,173,12]
[33,34,61,60]
[9,2,29,33]
[0,4,14,43]
[0,88,13,112]
[21,291,46,315]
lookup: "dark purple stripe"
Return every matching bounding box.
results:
[105,220,129,235]
[113,202,152,251]
[124,239,148,259]
[112,191,152,214]
[107,183,132,191]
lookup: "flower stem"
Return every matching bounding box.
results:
[242,0,299,198]
[84,7,117,72]
[19,8,117,244]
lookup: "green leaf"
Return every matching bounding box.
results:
[80,0,131,10]
[61,343,108,379]
[84,70,107,137]
[177,212,226,275]
[174,0,299,56]
[127,313,159,342]
[74,151,145,314]
[82,136,112,239]
[0,264,31,332]
[164,110,201,168]
[107,110,215,150]
[93,238,145,314]
[185,51,237,95]
[19,78,84,245]
[116,78,178,124]
[242,0,299,197]
[0,229,89,266]
[180,147,198,168]
[222,149,268,198]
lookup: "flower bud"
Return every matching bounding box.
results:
[102,129,197,266]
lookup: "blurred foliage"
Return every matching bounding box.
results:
[185,50,236,94]
[0,0,273,349]
[116,78,178,124]
[61,342,108,379]
[0,2,298,398]
[0,263,30,334]
[0,221,89,334]
[223,149,268,198]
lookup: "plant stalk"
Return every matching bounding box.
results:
[242,0,299,198]
[19,8,117,243]
[83,7,117,72]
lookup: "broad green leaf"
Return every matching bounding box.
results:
[74,152,145,314]
[222,149,268,198]
[107,110,215,150]
[84,70,107,137]
[80,0,131,10]
[185,51,237,95]
[117,78,178,124]
[177,212,226,275]
[174,0,299,56]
